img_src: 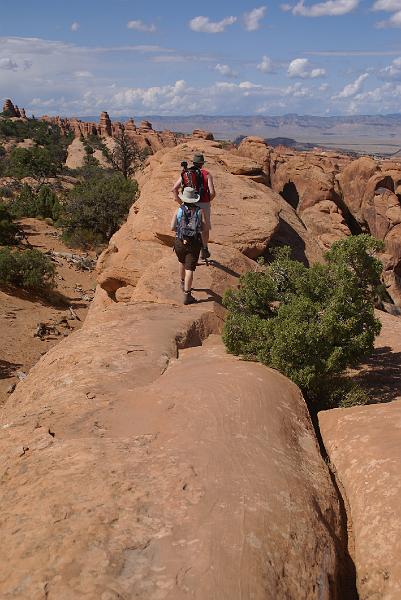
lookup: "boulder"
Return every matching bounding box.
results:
[237,136,271,184]
[192,128,214,140]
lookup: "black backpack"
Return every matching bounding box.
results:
[176,205,202,242]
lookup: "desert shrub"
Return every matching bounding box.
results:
[0,118,72,149]
[0,185,14,198]
[11,184,61,221]
[223,235,384,409]
[0,205,18,245]
[0,247,55,291]
[61,172,137,248]
[6,146,63,182]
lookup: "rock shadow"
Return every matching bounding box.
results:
[280,181,299,210]
[191,288,223,306]
[205,260,240,278]
[0,359,22,379]
[264,217,309,266]
[353,345,401,404]
[0,284,83,310]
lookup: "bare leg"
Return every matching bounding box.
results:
[201,230,209,247]
[179,262,185,281]
[184,269,194,292]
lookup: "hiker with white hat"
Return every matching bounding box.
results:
[172,152,215,260]
[171,187,206,305]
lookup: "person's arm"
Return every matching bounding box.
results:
[171,176,182,205]
[171,209,178,231]
[207,173,216,201]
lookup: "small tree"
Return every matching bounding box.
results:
[0,205,18,245]
[223,235,384,409]
[62,172,138,247]
[0,247,55,291]
[6,146,63,184]
[102,130,143,179]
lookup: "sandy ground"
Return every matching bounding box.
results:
[0,218,97,405]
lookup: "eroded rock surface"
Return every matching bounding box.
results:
[0,139,349,599]
[319,311,401,600]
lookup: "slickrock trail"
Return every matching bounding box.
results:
[1,140,358,599]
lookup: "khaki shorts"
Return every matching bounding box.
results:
[196,202,212,231]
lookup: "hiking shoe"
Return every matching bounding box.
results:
[201,247,210,260]
[183,292,197,305]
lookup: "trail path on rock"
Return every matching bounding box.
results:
[1,140,352,599]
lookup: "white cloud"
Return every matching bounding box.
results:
[372,0,401,9]
[0,57,31,71]
[372,0,401,26]
[288,58,326,78]
[189,15,237,33]
[257,55,274,73]
[284,82,313,97]
[0,57,19,70]
[285,0,359,16]
[215,63,238,78]
[74,70,93,78]
[243,6,267,30]
[127,20,156,33]
[332,73,369,99]
[71,22,80,32]
[382,56,401,78]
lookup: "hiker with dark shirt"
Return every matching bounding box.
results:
[171,187,206,305]
[172,152,215,260]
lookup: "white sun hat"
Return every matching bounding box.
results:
[178,187,200,204]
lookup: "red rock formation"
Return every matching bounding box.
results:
[0,138,349,598]
[337,157,401,303]
[319,312,401,600]
[192,128,214,140]
[98,111,112,137]
[237,136,272,185]
[2,99,19,117]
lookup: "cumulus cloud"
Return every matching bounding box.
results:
[332,73,369,98]
[372,0,401,26]
[71,22,80,32]
[243,6,267,30]
[382,56,401,78]
[284,0,359,16]
[288,58,326,78]
[257,55,274,73]
[284,82,313,97]
[127,20,156,32]
[0,57,19,70]
[215,63,238,78]
[189,15,237,33]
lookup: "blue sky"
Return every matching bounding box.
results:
[1,0,401,116]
